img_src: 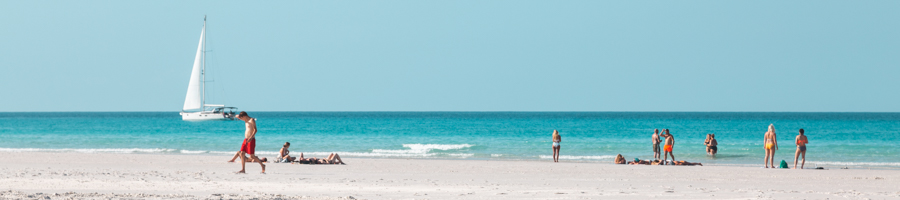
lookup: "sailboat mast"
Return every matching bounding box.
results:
[201,15,206,111]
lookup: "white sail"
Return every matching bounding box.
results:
[182,24,205,111]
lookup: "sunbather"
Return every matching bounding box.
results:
[671,160,702,166]
[293,153,345,164]
[614,154,626,164]
[228,151,268,163]
[628,159,657,165]
[316,153,344,164]
[278,142,296,163]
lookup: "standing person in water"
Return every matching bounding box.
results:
[236,111,265,174]
[652,129,662,160]
[660,129,675,165]
[707,134,718,156]
[552,130,561,162]
[793,129,809,169]
[763,124,779,168]
[704,134,711,154]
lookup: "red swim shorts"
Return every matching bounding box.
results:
[240,138,256,155]
[664,145,673,152]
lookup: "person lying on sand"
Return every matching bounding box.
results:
[316,153,345,164]
[614,154,626,164]
[231,155,268,163]
[293,153,345,164]
[228,152,269,163]
[628,159,659,165]
[670,160,702,166]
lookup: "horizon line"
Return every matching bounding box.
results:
[2,111,899,113]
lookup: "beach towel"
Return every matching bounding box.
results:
[779,160,789,168]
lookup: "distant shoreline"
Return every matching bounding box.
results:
[2,149,898,170]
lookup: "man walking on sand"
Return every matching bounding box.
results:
[236,111,265,174]
[660,129,675,165]
[652,129,662,160]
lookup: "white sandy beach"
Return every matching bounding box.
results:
[1,152,899,199]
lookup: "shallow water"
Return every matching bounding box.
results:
[1,112,898,169]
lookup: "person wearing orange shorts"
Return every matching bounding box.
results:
[660,129,675,165]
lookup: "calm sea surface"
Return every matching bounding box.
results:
[1,112,898,169]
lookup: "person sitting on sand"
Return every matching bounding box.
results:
[793,129,809,169]
[707,134,718,156]
[660,129,675,165]
[671,160,702,166]
[614,154,626,164]
[278,142,296,163]
[764,124,779,168]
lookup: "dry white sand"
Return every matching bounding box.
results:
[1,152,899,199]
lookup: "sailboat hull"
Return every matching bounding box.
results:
[180,111,235,121]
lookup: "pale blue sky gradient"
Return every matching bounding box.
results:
[2,1,898,111]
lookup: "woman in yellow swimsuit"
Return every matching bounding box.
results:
[763,124,778,168]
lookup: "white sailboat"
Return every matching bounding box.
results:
[180,16,237,121]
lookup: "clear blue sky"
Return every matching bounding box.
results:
[1,1,898,112]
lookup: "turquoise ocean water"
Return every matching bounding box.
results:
[1,112,898,169]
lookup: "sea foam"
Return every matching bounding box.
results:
[538,155,617,160]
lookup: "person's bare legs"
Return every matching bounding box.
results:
[248,154,266,173]
[653,148,659,160]
[667,151,674,165]
[793,148,801,169]
[764,148,771,168]
[800,150,806,169]
[552,146,560,162]
[237,151,247,173]
[228,151,241,162]
[556,146,560,162]
[331,153,344,164]
[663,150,669,165]
[551,147,556,162]
[769,149,775,168]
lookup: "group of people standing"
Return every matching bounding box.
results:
[552,124,811,169]
[651,129,677,165]
[764,124,810,169]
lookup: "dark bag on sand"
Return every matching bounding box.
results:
[779,160,789,168]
